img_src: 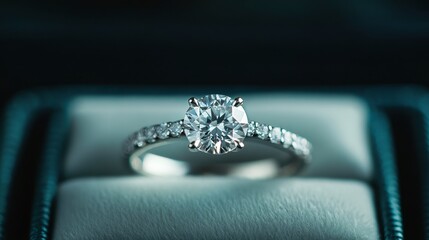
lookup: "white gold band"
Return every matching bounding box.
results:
[124,120,312,177]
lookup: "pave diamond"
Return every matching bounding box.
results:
[282,130,293,147]
[270,127,282,143]
[169,121,183,137]
[247,121,256,136]
[144,126,157,142]
[184,94,248,154]
[133,131,145,147]
[256,123,270,140]
[155,123,170,139]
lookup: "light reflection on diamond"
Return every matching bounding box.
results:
[184,94,248,154]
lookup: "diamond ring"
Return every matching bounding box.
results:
[124,94,312,177]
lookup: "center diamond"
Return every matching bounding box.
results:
[184,94,248,154]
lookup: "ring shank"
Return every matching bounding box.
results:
[125,121,311,178]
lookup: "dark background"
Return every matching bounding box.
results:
[1,0,429,106]
[1,1,429,239]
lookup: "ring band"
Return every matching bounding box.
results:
[124,94,312,177]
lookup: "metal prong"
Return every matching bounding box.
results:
[188,140,200,152]
[234,141,244,151]
[188,97,199,107]
[233,97,244,107]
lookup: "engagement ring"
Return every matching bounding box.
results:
[124,94,312,177]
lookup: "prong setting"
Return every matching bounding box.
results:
[233,97,244,107]
[188,97,199,107]
[232,141,245,152]
[236,141,245,149]
[188,140,200,152]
